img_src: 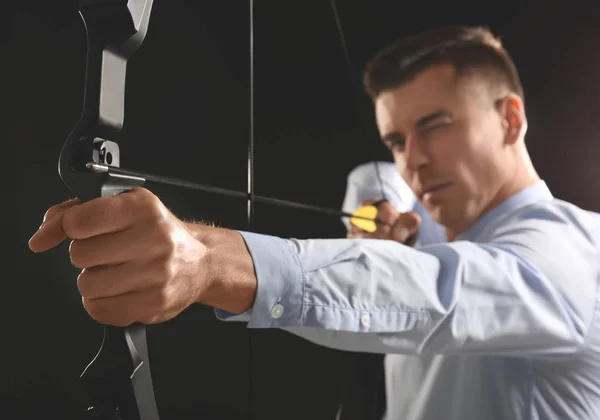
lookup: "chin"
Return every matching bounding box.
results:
[429,206,460,229]
[425,205,445,225]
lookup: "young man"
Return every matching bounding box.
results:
[29,26,600,419]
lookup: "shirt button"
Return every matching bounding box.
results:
[361,313,370,328]
[271,304,284,319]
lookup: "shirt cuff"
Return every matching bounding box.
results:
[223,231,304,328]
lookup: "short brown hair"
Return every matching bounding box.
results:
[362,26,524,103]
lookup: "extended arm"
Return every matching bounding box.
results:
[220,203,599,359]
[30,188,599,369]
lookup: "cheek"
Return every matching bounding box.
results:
[393,155,415,187]
[454,138,502,193]
[437,128,495,185]
[392,153,406,174]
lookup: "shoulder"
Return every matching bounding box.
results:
[487,199,600,248]
[477,199,600,300]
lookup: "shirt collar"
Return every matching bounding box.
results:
[456,180,554,241]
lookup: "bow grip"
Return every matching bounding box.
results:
[62,137,158,420]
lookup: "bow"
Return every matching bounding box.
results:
[58,1,159,419]
[57,1,391,419]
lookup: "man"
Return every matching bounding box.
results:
[29,26,600,419]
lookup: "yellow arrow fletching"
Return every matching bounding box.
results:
[350,205,378,233]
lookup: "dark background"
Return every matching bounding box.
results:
[5,1,600,419]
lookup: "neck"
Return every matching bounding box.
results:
[445,228,459,242]
[487,148,540,215]
[447,152,540,241]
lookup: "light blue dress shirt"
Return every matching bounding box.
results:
[218,164,600,420]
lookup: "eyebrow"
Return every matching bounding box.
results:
[380,109,452,148]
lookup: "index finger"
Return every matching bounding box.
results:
[29,198,80,252]
[347,223,366,238]
[61,188,160,240]
[374,201,400,225]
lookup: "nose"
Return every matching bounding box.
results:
[404,134,428,172]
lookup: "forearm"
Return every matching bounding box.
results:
[184,222,257,314]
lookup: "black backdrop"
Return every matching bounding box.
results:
[5,1,600,419]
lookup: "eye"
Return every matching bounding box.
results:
[427,121,451,131]
[389,139,405,152]
[421,121,452,136]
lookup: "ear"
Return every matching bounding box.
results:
[497,93,527,145]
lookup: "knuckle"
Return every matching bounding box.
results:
[118,188,163,222]
[133,187,153,201]
[156,256,176,283]
[378,210,397,225]
[43,199,77,222]
[391,226,410,242]
[62,208,87,239]
[164,234,179,257]
[125,187,148,206]
[151,286,172,312]
[117,190,141,217]
[43,207,59,223]
[150,206,169,226]
[156,226,179,257]
[140,191,168,221]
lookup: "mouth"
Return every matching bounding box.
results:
[419,182,453,199]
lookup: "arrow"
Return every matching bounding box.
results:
[87,162,385,232]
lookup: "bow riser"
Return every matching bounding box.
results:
[59,0,153,202]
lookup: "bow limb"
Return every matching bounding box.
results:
[329,3,393,420]
[58,1,159,419]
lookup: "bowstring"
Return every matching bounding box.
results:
[247,0,255,418]
[247,3,387,419]
[330,0,388,204]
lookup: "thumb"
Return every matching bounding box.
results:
[390,211,421,244]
